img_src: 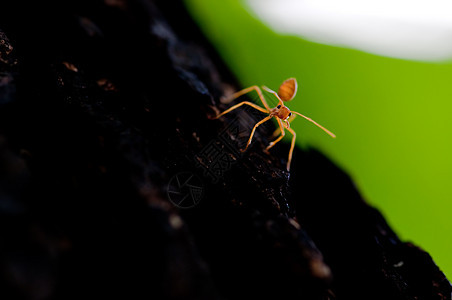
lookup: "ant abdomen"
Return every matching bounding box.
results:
[278,77,298,101]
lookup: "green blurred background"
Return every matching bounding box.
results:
[184,0,452,277]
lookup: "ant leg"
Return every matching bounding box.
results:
[272,126,281,138]
[262,86,283,104]
[286,127,297,171]
[215,101,268,119]
[225,85,272,111]
[268,113,295,142]
[241,115,273,152]
[265,119,285,153]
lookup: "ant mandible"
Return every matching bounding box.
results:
[214,78,336,171]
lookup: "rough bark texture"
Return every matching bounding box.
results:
[0,1,450,299]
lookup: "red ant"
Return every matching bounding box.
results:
[214,78,335,171]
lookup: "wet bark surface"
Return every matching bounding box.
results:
[0,1,450,299]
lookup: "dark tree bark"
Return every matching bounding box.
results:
[0,1,450,299]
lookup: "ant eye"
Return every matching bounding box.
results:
[277,105,281,109]
[289,112,292,117]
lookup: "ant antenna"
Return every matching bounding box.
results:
[291,111,336,138]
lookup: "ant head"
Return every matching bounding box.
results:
[283,118,291,129]
[278,78,298,102]
[274,104,292,121]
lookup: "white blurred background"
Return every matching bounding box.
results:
[246,0,452,61]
